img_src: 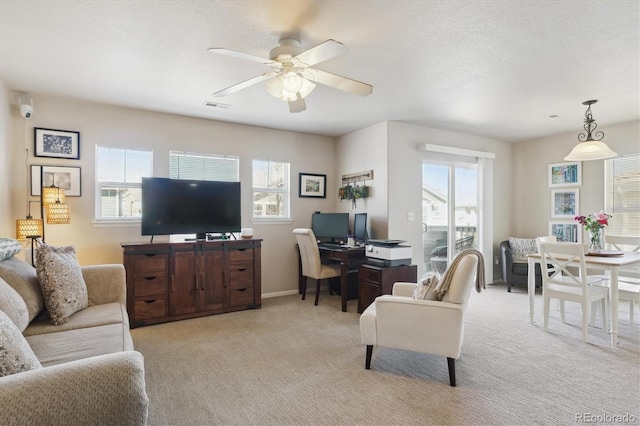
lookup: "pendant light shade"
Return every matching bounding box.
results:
[42,186,65,205]
[16,217,44,240]
[564,100,617,161]
[46,202,71,224]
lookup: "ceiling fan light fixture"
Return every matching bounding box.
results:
[282,69,303,94]
[564,100,617,161]
[264,76,315,102]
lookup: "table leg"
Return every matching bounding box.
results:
[340,261,349,312]
[610,266,619,347]
[527,257,536,324]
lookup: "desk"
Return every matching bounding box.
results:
[297,245,366,312]
[527,251,640,347]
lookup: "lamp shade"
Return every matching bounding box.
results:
[46,202,70,224]
[42,186,65,205]
[564,141,617,161]
[15,218,43,240]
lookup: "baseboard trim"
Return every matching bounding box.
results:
[262,289,299,299]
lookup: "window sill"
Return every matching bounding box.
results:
[251,218,293,225]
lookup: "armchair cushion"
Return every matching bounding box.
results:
[0,310,42,376]
[35,244,88,325]
[508,237,538,262]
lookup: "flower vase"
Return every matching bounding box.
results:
[588,228,605,253]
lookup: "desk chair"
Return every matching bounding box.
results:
[293,228,341,306]
[539,242,609,342]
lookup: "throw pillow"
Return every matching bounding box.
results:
[35,244,88,325]
[0,257,45,323]
[0,277,30,332]
[413,271,440,300]
[508,237,538,263]
[0,238,21,261]
[0,309,42,376]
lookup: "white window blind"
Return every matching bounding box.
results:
[605,154,640,236]
[252,160,290,219]
[95,146,152,219]
[170,151,239,181]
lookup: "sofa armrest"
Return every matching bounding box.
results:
[392,282,417,297]
[0,351,148,426]
[82,264,126,305]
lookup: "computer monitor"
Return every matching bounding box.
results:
[311,213,349,243]
[353,212,368,244]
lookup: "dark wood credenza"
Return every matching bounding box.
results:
[122,239,262,328]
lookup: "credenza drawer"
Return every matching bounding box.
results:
[228,248,253,264]
[134,298,166,320]
[359,266,381,283]
[134,253,168,273]
[229,265,254,287]
[133,276,167,298]
[229,287,254,306]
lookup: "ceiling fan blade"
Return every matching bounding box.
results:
[213,72,277,97]
[304,68,373,96]
[293,39,348,67]
[208,48,280,67]
[288,94,306,113]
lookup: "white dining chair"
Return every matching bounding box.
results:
[591,235,640,324]
[539,242,609,342]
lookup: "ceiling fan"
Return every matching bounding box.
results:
[208,38,373,113]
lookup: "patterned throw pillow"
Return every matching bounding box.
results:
[35,244,88,325]
[0,238,21,261]
[508,237,538,263]
[0,310,42,376]
[0,277,30,332]
[413,271,441,300]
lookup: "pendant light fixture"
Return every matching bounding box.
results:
[564,100,617,161]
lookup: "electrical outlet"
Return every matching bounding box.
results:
[407,211,415,221]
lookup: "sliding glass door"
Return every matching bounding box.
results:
[422,161,478,273]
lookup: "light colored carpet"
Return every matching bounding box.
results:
[132,283,640,426]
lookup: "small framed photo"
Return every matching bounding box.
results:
[299,173,327,198]
[31,165,81,197]
[548,162,581,187]
[551,189,579,218]
[549,221,582,243]
[34,127,80,159]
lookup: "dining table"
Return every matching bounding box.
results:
[527,250,640,347]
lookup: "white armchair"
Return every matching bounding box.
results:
[360,253,480,386]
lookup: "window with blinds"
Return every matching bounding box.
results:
[170,151,239,181]
[95,146,153,219]
[253,160,290,219]
[605,154,640,237]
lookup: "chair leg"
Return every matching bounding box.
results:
[600,299,607,334]
[630,300,636,324]
[447,357,456,387]
[589,300,598,327]
[365,345,373,369]
[581,301,589,342]
[543,295,550,331]
[314,278,321,306]
[559,300,566,323]
[507,282,511,292]
[301,276,307,300]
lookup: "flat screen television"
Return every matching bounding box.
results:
[353,212,368,243]
[311,213,349,243]
[141,177,241,237]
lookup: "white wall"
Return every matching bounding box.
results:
[8,94,338,296]
[0,78,12,236]
[512,120,640,239]
[336,121,389,239]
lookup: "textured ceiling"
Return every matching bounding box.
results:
[0,0,638,141]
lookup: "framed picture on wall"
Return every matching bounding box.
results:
[34,127,80,159]
[31,165,81,197]
[551,189,579,218]
[549,221,581,243]
[548,161,581,187]
[298,173,327,198]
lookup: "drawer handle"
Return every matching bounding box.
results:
[144,276,157,280]
[237,288,248,292]
[144,300,156,303]
[170,275,175,294]
[236,268,247,272]
[144,254,157,257]
[237,248,247,252]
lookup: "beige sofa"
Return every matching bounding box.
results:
[0,255,148,426]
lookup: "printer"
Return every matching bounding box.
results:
[365,239,412,267]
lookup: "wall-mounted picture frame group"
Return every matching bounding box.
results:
[34,127,80,160]
[299,173,327,198]
[31,165,81,197]
[551,189,579,218]
[548,161,581,187]
[549,221,581,243]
